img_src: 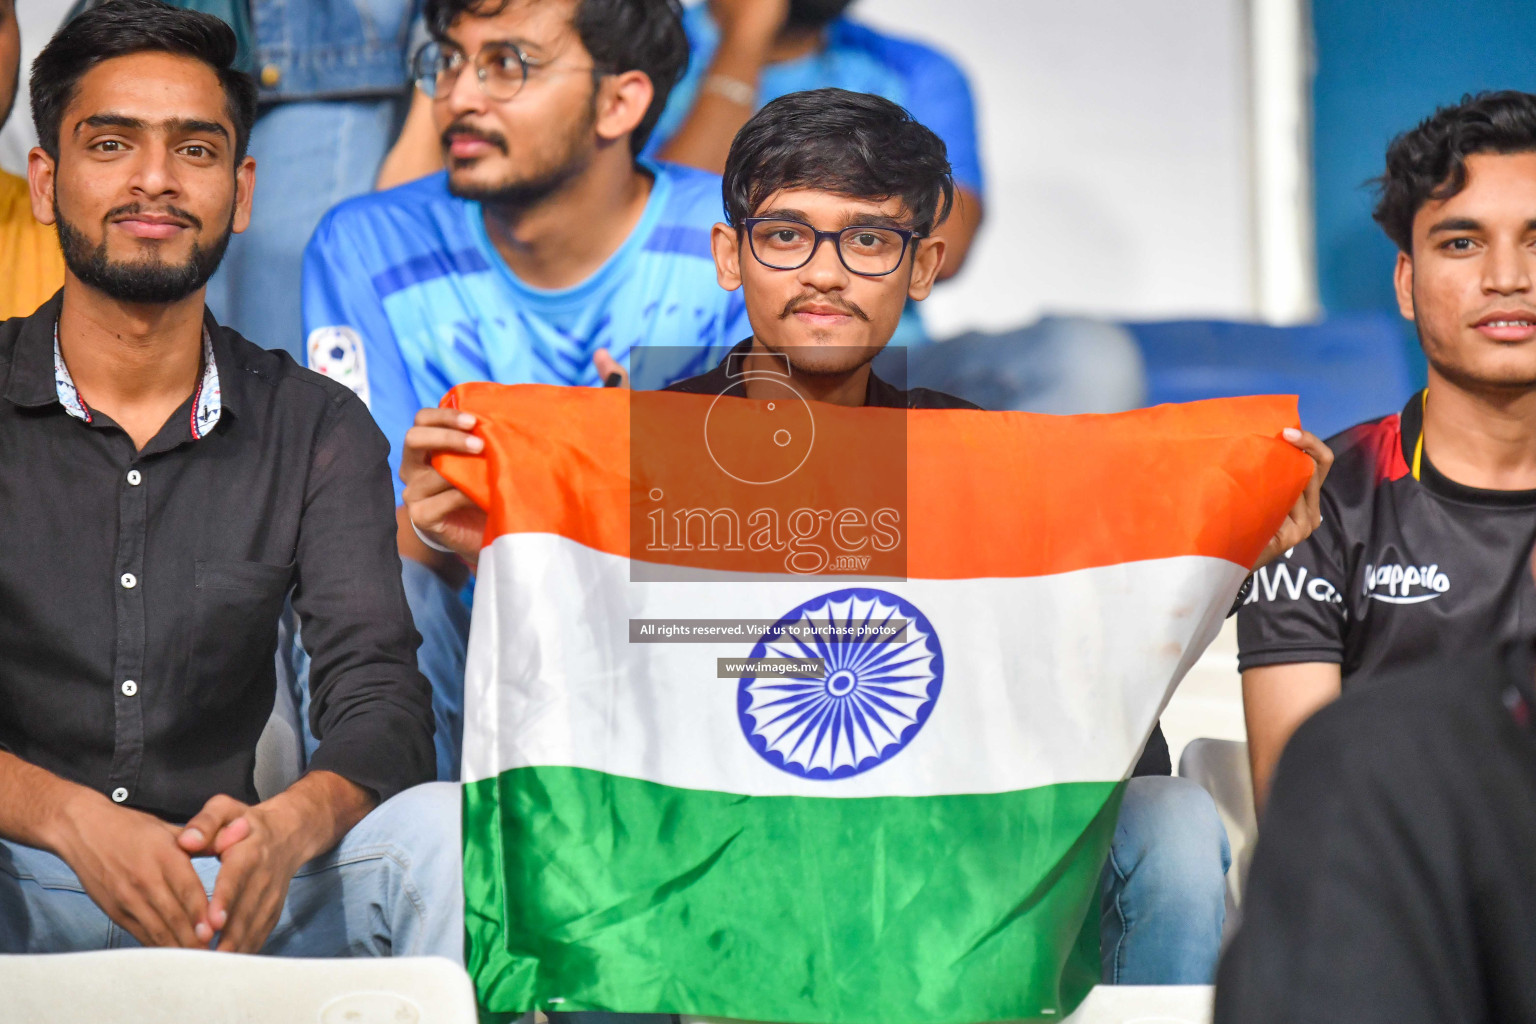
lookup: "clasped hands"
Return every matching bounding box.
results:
[52,785,317,952]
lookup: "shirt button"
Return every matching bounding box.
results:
[121,680,138,697]
[126,469,142,486]
[260,63,281,87]
[111,787,128,803]
[120,572,137,589]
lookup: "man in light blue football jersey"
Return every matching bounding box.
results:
[301,0,747,786]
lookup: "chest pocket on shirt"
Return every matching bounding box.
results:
[191,559,293,709]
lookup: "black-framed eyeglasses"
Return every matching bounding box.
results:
[411,40,597,102]
[742,218,923,277]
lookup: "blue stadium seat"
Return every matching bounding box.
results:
[1124,313,1417,440]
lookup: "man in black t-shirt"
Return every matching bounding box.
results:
[401,89,1330,986]
[1240,91,1536,811]
[1216,588,1536,1023]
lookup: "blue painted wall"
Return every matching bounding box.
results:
[1313,1,1536,316]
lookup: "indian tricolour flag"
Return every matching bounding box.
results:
[435,383,1309,1024]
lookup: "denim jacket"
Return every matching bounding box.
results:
[251,0,420,103]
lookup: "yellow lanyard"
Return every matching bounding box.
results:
[1411,388,1427,481]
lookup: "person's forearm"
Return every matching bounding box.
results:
[0,750,108,853]
[656,35,774,173]
[932,187,984,280]
[376,89,445,191]
[262,770,375,865]
[1242,662,1342,814]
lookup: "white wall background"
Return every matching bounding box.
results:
[854,0,1259,335]
[2,0,1268,333]
[0,0,71,175]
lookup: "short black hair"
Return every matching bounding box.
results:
[723,88,955,236]
[30,0,258,163]
[424,0,689,156]
[1373,90,1536,253]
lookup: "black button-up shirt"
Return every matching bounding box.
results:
[0,294,434,821]
[664,339,984,411]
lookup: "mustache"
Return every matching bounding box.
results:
[442,122,509,154]
[106,202,203,231]
[778,294,871,321]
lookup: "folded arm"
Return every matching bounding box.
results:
[169,391,439,953]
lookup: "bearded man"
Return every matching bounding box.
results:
[0,0,456,958]
[302,0,750,778]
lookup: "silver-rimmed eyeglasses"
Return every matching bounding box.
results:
[412,40,596,102]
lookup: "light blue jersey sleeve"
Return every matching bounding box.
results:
[302,209,421,506]
[645,161,754,358]
[649,12,985,202]
[853,27,986,200]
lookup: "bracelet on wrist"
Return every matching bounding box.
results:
[411,518,457,555]
[702,74,757,108]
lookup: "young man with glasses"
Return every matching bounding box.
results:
[649,0,984,280]
[301,0,749,779]
[402,87,1332,987]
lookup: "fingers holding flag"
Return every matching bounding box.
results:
[1252,426,1334,571]
[593,348,629,389]
[404,355,626,566]
[402,408,488,565]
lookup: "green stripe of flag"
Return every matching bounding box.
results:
[465,769,1123,1023]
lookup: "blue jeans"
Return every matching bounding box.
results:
[875,316,1148,414]
[0,782,463,958]
[283,559,470,780]
[207,99,399,360]
[1100,775,1230,984]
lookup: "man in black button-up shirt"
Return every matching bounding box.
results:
[0,1,453,959]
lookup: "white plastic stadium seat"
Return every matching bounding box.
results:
[1178,737,1258,927]
[682,987,1213,1024]
[1059,984,1213,1023]
[0,949,476,1023]
[254,605,307,801]
[252,676,304,801]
